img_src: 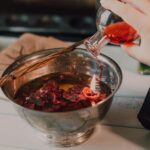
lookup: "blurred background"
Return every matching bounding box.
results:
[0,0,99,41]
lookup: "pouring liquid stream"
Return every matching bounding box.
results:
[85,21,139,94]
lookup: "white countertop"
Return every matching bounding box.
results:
[0,99,150,150]
[0,36,150,150]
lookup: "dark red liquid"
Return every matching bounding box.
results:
[104,22,138,44]
[14,73,111,112]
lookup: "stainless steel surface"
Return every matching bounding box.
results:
[1,48,122,147]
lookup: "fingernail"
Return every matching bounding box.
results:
[123,42,137,48]
[124,43,134,48]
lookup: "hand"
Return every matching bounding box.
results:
[100,0,150,66]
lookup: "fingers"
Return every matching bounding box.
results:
[121,44,150,66]
[122,0,150,17]
[122,44,141,59]
[100,0,148,33]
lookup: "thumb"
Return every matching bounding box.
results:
[121,44,146,64]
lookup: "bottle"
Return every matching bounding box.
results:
[84,3,139,56]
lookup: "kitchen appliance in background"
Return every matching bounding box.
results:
[0,0,97,41]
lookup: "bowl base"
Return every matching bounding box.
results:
[37,128,95,147]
